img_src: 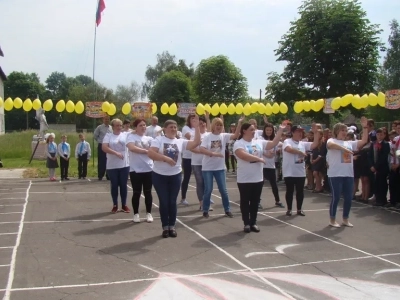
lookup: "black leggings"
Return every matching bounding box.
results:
[225,151,237,171]
[130,171,153,214]
[263,168,280,203]
[238,181,264,226]
[284,177,306,211]
[181,158,192,199]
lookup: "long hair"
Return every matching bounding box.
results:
[262,122,275,141]
[238,123,252,140]
[186,114,196,128]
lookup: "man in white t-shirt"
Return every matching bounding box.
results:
[145,116,162,138]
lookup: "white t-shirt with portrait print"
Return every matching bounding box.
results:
[126,133,154,173]
[233,139,268,183]
[282,138,312,177]
[182,125,195,159]
[151,136,188,175]
[191,132,210,166]
[259,138,281,169]
[102,132,129,170]
[327,138,358,177]
[201,133,232,171]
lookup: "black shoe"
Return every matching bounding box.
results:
[79,177,82,179]
[65,177,70,181]
[98,178,103,181]
[82,177,86,180]
[258,203,263,209]
[275,202,285,208]
[250,225,260,232]
[169,229,177,238]
[243,225,250,233]
[61,178,64,181]
[297,210,305,216]
[203,212,209,218]
[286,210,292,216]
[225,211,234,218]
[162,230,169,238]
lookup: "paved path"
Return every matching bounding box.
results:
[0,169,25,179]
[0,175,399,299]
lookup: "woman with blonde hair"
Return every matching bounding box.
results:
[326,117,368,228]
[200,116,244,218]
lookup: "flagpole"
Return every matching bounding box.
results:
[92,0,98,168]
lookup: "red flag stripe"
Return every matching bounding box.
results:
[96,0,106,26]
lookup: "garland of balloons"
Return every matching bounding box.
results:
[0,91,388,117]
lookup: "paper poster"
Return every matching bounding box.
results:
[85,102,106,118]
[323,98,335,114]
[132,102,152,119]
[178,103,196,118]
[385,90,400,110]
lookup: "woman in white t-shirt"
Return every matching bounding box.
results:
[282,125,318,217]
[200,117,243,218]
[259,123,284,208]
[326,117,368,228]
[102,119,130,214]
[234,123,284,233]
[148,117,201,238]
[127,119,154,224]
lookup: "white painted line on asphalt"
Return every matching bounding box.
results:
[0,198,25,200]
[374,269,400,275]
[0,189,27,191]
[0,265,10,268]
[3,180,32,300]
[0,212,22,215]
[0,205,23,207]
[0,247,14,250]
[0,233,18,236]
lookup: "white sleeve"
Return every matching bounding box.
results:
[233,140,244,155]
[351,141,359,151]
[102,133,111,144]
[200,134,209,149]
[282,140,290,151]
[223,133,232,144]
[87,142,92,159]
[151,136,161,149]
[304,142,312,151]
[57,143,63,157]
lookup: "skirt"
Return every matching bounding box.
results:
[46,153,59,168]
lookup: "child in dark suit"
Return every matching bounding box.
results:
[75,133,91,179]
[368,128,391,206]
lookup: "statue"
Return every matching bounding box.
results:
[35,108,48,139]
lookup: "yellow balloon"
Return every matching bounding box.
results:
[331,97,341,110]
[210,103,220,116]
[243,103,251,116]
[160,103,169,115]
[227,103,236,115]
[32,99,41,110]
[272,102,280,114]
[219,103,228,115]
[368,93,378,106]
[108,103,116,116]
[265,103,273,115]
[4,98,13,111]
[377,92,386,107]
[250,102,259,114]
[65,100,75,113]
[102,101,110,113]
[235,103,244,114]
[280,102,288,114]
[293,102,303,113]
[302,100,311,112]
[351,95,362,109]
[122,102,131,115]
[0,97,3,108]
[13,97,23,109]
[196,103,205,115]
[23,98,33,112]
[360,94,369,108]
[316,99,325,111]
[309,100,317,112]
[169,103,177,115]
[75,101,84,114]
[258,103,265,114]
[204,104,212,113]
[43,99,53,111]
[56,100,66,112]
[152,103,157,114]
[341,94,353,107]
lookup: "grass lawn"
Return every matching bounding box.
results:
[0,130,100,178]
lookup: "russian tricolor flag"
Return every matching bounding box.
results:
[96,0,106,27]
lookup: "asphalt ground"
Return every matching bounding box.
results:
[0,174,400,300]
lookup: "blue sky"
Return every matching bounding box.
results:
[1,0,399,99]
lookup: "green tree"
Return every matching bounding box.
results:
[45,71,77,100]
[114,81,142,104]
[267,0,383,123]
[193,55,248,104]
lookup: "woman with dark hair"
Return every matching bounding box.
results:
[148,117,201,238]
[259,123,284,208]
[234,122,285,232]
[225,123,237,173]
[127,119,154,223]
[311,129,326,193]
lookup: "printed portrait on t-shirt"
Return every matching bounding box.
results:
[294,146,305,164]
[135,140,151,149]
[211,140,222,152]
[163,143,179,162]
[341,148,352,163]
[112,137,126,152]
[246,144,262,156]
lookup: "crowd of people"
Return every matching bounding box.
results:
[44,113,400,237]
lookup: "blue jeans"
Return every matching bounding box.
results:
[192,165,204,203]
[152,172,182,229]
[329,177,354,219]
[107,167,129,206]
[202,170,230,212]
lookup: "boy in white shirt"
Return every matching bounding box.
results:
[75,133,91,179]
[58,135,71,181]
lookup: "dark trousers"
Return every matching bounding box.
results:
[263,168,280,203]
[152,172,182,229]
[389,170,400,205]
[375,171,389,204]
[78,153,88,178]
[97,143,107,179]
[238,181,264,226]
[107,167,129,206]
[130,171,153,214]
[225,151,236,171]
[181,158,192,199]
[285,177,306,211]
[59,155,69,179]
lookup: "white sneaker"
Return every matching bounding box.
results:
[146,213,153,223]
[133,213,141,223]
[210,199,215,204]
[368,195,376,201]
[180,199,189,206]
